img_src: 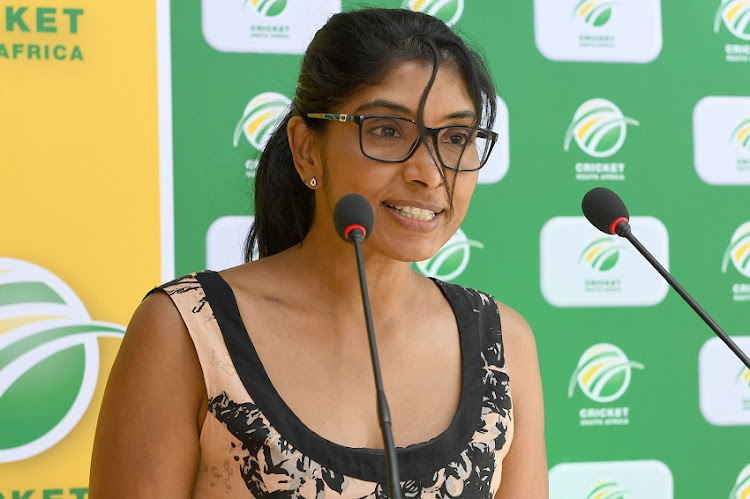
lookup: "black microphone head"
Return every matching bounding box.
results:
[333,193,374,242]
[582,187,630,235]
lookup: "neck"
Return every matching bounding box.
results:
[267,220,428,332]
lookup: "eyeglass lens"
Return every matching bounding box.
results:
[360,117,491,170]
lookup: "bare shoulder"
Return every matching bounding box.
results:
[493,300,549,499]
[89,289,206,497]
[496,301,537,357]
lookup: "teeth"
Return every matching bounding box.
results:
[389,204,436,222]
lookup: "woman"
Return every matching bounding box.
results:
[90,8,547,498]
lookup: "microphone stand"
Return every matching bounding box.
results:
[350,231,403,499]
[615,221,750,369]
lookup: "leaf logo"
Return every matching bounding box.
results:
[233,92,291,151]
[729,464,750,499]
[564,99,639,158]
[737,366,750,388]
[245,0,288,17]
[722,222,750,278]
[0,258,124,463]
[585,480,629,499]
[579,236,621,272]
[402,0,464,26]
[572,0,616,28]
[568,343,644,403]
[714,0,750,41]
[415,228,483,281]
[730,116,750,152]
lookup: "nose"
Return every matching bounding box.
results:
[401,137,445,188]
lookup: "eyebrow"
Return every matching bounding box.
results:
[353,99,478,122]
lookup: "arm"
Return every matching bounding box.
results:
[89,291,207,498]
[494,302,548,499]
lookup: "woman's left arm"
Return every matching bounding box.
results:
[494,302,549,499]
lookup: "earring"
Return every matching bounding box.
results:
[309,178,317,187]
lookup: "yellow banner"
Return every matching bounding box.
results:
[1,0,160,495]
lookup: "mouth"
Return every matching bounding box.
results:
[384,203,440,222]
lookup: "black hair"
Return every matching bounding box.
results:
[246,7,496,261]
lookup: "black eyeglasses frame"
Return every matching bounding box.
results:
[306,112,498,172]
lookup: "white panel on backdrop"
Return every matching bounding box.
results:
[693,96,750,185]
[202,0,341,54]
[533,0,663,63]
[540,216,669,307]
[207,216,254,271]
[478,96,510,185]
[549,460,674,499]
[699,336,750,426]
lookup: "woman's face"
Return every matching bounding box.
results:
[316,60,480,263]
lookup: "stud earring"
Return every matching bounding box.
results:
[309,178,317,187]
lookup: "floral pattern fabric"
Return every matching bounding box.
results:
[159,272,513,498]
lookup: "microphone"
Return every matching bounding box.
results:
[332,194,402,499]
[334,193,374,243]
[581,187,750,369]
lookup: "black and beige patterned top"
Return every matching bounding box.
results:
[158,271,513,498]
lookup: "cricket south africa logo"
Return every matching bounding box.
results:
[0,258,125,462]
[731,116,750,152]
[234,92,290,150]
[572,0,615,27]
[569,343,644,403]
[565,99,639,158]
[579,236,621,272]
[722,222,750,278]
[402,0,464,26]
[415,228,483,281]
[715,0,750,40]
[246,0,288,17]
[233,92,290,177]
[738,367,750,388]
[585,480,629,499]
[729,464,750,498]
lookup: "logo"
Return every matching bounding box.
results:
[722,222,750,278]
[534,0,662,63]
[568,343,644,403]
[0,258,125,463]
[1,6,85,62]
[694,97,750,184]
[402,0,464,26]
[730,464,750,498]
[572,0,615,28]
[579,236,621,272]
[540,217,669,307]
[414,228,483,281]
[731,116,750,151]
[565,99,639,158]
[233,92,291,177]
[248,0,288,17]
[585,480,628,499]
[202,0,341,54]
[548,460,673,498]
[233,92,290,150]
[699,336,750,425]
[715,0,750,41]
[738,366,750,388]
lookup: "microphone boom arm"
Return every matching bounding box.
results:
[615,221,750,369]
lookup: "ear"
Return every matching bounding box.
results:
[287,116,322,188]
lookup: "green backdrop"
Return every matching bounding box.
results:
[169,1,750,496]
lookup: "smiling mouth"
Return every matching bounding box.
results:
[385,203,438,222]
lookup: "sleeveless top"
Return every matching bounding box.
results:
[158,271,514,498]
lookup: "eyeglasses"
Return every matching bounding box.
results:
[306,113,498,171]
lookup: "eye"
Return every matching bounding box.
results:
[374,125,400,138]
[441,128,474,146]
